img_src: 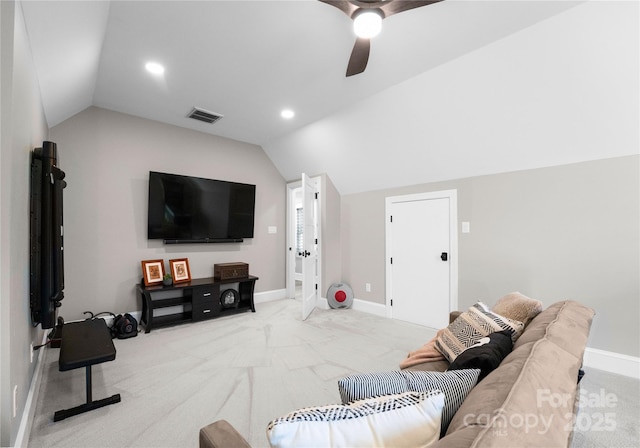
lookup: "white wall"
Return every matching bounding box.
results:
[50,107,287,321]
[264,1,638,195]
[0,1,49,445]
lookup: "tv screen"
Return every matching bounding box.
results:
[30,141,66,329]
[147,171,255,242]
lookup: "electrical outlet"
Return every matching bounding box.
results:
[30,343,34,363]
[365,283,371,292]
[13,385,17,418]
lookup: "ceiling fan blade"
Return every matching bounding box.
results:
[346,37,370,77]
[318,0,357,18]
[319,0,444,19]
[380,0,443,18]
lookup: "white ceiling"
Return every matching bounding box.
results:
[22,0,583,146]
[20,1,638,194]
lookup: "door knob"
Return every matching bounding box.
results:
[440,252,448,261]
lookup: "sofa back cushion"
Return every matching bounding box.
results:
[514,300,594,356]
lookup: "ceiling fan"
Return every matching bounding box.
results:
[319,0,443,77]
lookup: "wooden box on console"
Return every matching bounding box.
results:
[214,262,249,280]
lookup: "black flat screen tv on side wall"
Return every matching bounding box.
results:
[30,141,66,329]
[147,171,256,243]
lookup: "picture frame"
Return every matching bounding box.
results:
[141,259,165,286]
[169,258,192,284]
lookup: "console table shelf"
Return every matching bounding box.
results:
[136,276,258,333]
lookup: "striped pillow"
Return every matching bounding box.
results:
[267,390,444,448]
[337,369,480,435]
[435,302,524,362]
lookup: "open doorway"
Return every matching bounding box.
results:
[286,176,321,317]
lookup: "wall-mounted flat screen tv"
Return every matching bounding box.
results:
[30,141,67,329]
[147,171,256,243]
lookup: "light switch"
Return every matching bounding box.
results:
[268,226,277,234]
[462,222,470,233]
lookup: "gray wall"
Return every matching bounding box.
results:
[50,107,287,321]
[341,156,639,358]
[0,1,49,445]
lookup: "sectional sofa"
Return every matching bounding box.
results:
[199,298,594,447]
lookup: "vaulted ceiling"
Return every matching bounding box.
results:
[21,1,638,194]
[21,0,582,145]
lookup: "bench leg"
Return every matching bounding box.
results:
[54,365,121,422]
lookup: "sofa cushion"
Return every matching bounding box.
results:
[266,390,445,448]
[435,302,524,362]
[447,330,513,381]
[404,359,450,373]
[338,369,480,435]
[491,291,543,326]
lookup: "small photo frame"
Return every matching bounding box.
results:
[141,259,165,286]
[169,258,191,284]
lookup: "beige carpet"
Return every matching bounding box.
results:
[27,299,639,447]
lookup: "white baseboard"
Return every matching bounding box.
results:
[583,347,640,379]
[352,298,387,317]
[315,297,385,315]
[14,331,48,448]
[254,288,287,304]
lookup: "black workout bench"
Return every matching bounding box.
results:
[54,319,121,421]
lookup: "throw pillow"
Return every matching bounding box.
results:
[491,291,543,325]
[337,369,480,435]
[266,390,445,448]
[448,330,513,381]
[435,302,524,362]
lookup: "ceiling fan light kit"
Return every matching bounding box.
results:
[320,0,444,77]
[353,9,383,38]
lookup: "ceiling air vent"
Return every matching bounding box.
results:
[187,107,223,124]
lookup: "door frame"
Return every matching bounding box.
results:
[286,177,322,301]
[384,189,458,320]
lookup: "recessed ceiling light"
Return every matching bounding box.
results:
[281,109,295,119]
[145,62,165,75]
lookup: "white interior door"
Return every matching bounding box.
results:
[386,191,457,329]
[301,173,318,320]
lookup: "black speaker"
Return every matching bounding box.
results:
[112,313,138,339]
[220,289,239,309]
